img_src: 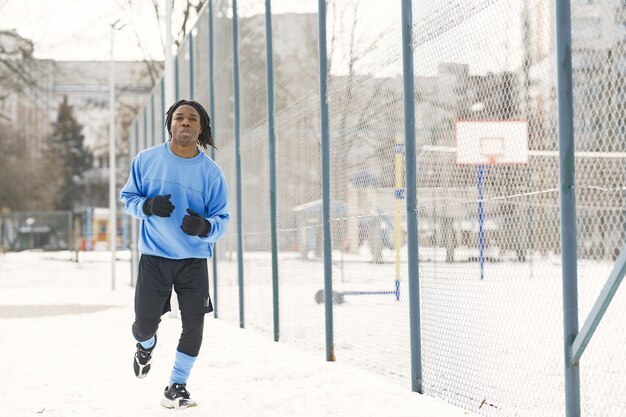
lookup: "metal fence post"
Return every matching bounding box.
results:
[555,1,581,416]
[175,55,180,101]
[232,0,245,329]
[143,108,148,150]
[317,0,335,362]
[161,79,166,142]
[150,94,155,147]
[130,123,139,287]
[401,0,423,394]
[265,0,280,343]
[121,214,128,250]
[189,34,194,99]
[208,0,218,319]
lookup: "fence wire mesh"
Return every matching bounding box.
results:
[124,1,626,416]
[324,0,413,388]
[152,81,165,144]
[192,17,210,109]
[571,1,626,416]
[238,0,273,334]
[177,39,192,101]
[211,0,239,326]
[411,0,563,415]
[271,1,326,354]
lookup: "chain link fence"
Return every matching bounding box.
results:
[124,1,626,416]
[570,1,626,415]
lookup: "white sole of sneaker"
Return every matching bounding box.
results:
[160,397,197,409]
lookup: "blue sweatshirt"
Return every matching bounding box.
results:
[120,142,229,260]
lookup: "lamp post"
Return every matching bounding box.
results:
[164,0,175,110]
[109,19,125,291]
[164,0,179,318]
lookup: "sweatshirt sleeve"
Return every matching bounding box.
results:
[199,172,230,243]
[120,153,149,219]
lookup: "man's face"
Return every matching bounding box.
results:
[170,105,201,147]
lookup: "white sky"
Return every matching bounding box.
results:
[0,0,524,76]
[0,0,330,62]
[0,0,162,60]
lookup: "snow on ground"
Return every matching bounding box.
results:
[211,248,626,417]
[0,250,477,417]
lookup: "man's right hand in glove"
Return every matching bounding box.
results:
[143,194,175,217]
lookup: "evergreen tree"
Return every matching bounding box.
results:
[49,95,92,211]
[0,126,62,211]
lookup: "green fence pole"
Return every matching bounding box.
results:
[571,242,626,365]
[208,0,219,319]
[317,0,335,362]
[130,129,137,280]
[555,1,581,416]
[189,34,194,99]
[175,55,180,101]
[161,79,166,142]
[150,94,155,147]
[129,121,139,287]
[143,108,147,149]
[265,0,280,342]
[401,0,423,394]
[232,0,244,329]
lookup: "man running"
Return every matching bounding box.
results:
[121,99,229,409]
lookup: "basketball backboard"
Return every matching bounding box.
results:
[455,120,529,165]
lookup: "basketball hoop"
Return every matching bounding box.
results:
[455,121,528,166]
[452,121,528,282]
[480,136,505,166]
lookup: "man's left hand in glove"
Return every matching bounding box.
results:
[181,208,211,237]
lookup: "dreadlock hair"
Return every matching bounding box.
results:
[165,99,215,149]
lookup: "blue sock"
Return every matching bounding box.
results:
[169,350,197,385]
[139,336,155,350]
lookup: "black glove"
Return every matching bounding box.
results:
[143,194,175,217]
[181,208,211,237]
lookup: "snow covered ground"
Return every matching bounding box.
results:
[0,250,477,417]
[211,247,626,417]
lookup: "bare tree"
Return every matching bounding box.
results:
[119,0,206,87]
[146,0,207,49]
[176,0,207,47]
[331,1,391,195]
[300,0,398,199]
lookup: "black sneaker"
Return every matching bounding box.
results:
[133,335,156,379]
[160,383,198,409]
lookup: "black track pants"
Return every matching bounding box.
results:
[132,254,212,356]
[132,313,205,356]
